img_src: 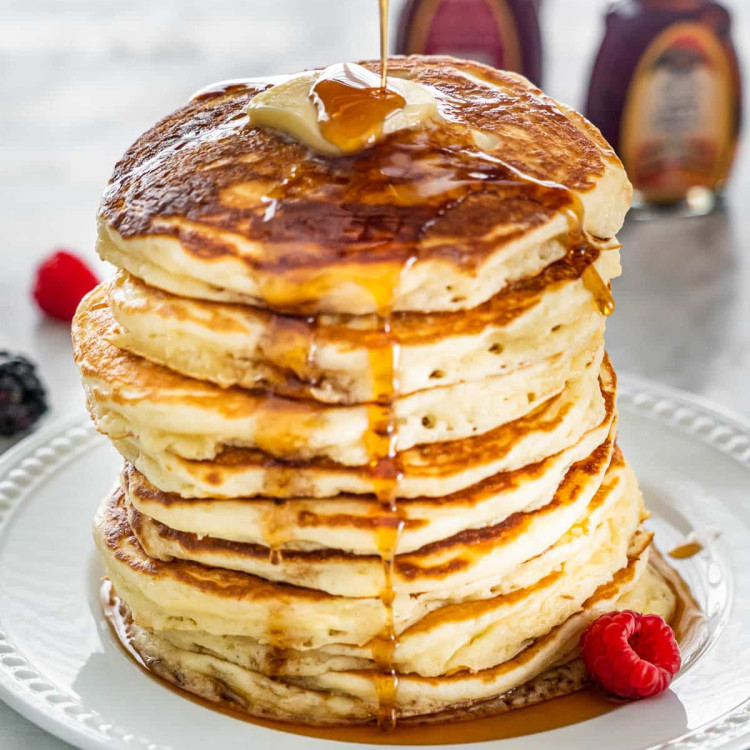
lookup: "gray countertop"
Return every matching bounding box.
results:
[1,0,749,747]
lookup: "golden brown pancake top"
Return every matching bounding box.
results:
[100,56,617,279]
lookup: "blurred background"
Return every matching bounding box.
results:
[0,0,748,746]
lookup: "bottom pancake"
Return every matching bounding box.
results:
[102,541,674,725]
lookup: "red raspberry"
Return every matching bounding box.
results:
[581,610,681,699]
[32,250,99,322]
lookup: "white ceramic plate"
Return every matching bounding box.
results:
[1,375,750,750]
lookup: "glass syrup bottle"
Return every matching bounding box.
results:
[585,0,742,218]
[396,0,543,86]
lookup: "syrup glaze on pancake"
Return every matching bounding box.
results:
[98,56,629,316]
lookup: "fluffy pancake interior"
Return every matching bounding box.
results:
[74,283,605,465]
[105,248,619,404]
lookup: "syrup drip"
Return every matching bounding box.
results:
[581,266,615,316]
[260,314,320,392]
[668,541,703,560]
[362,261,410,732]
[563,199,615,317]
[263,499,298,568]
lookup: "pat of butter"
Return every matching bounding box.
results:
[246,64,438,156]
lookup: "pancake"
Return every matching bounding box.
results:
[121,393,614,555]
[107,247,619,404]
[73,284,604,464]
[110,358,606,500]
[125,436,620,597]
[96,56,631,315]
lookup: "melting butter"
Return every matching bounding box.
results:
[246,63,438,156]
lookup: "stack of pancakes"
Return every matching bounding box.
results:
[74,56,676,726]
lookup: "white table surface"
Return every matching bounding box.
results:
[1,0,750,747]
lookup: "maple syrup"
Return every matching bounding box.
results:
[581,266,616,316]
[668,540,704,559]
[359,257,410,729]
[269,547,283,566]
[564,200,616,317]
[379,0,390,89]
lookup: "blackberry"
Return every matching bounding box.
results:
[0,351,48,437]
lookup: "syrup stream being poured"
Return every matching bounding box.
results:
[310,0,403,157]
[379,0,389,90]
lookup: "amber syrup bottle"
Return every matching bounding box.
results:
[396,0,543,86]
[586,0,742,218]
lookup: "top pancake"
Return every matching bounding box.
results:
[97,56,631,315]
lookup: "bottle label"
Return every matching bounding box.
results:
[404,0,522,72]
[621,21,736,201]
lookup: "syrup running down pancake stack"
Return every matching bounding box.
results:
[74,56,676,728]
